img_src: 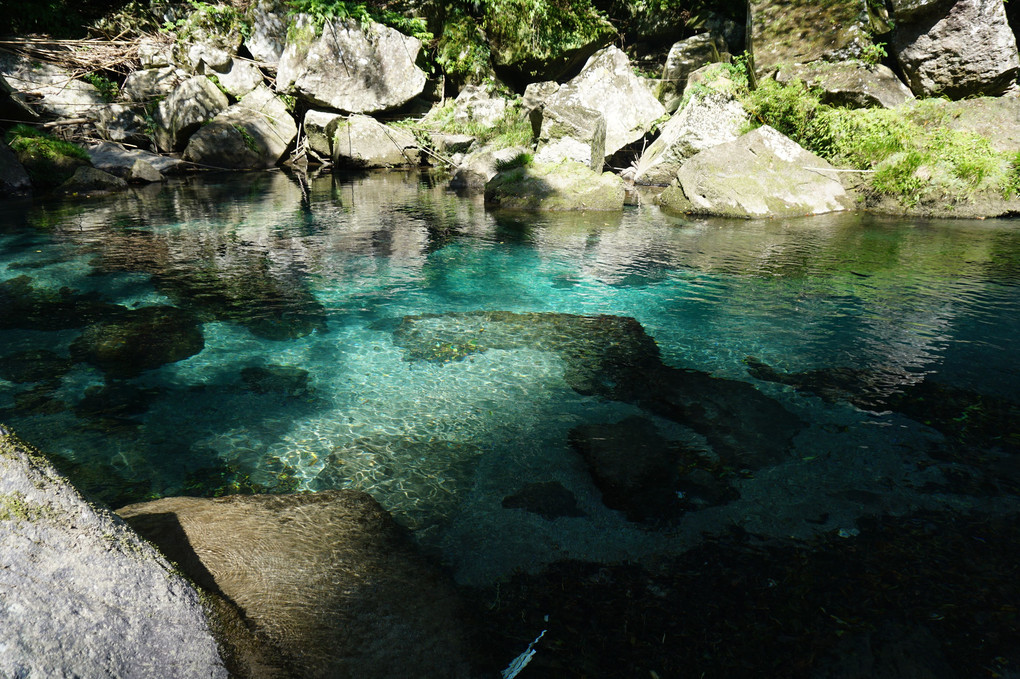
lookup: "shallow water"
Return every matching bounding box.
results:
[2,170,1018,585]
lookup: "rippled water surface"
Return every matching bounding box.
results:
[2,171,1018,585]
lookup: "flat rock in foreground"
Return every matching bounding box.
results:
[118,491,476,679]
[0,426,227,679]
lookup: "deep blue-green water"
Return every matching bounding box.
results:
[2,171,1018,585]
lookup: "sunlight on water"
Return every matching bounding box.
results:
[2,171,1018,583]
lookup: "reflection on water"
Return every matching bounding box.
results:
[1,170,1018,585]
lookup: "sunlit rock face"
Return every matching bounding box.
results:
[118,490,475,678]
[276,16,427,114]
[0,429,227,679]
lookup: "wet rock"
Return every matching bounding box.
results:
[331,114,421,168]
[748,0,875,75]
[0,140,31,197]
[74,382,160,422]
[892,0,1020,98]
[485,160,626,211]
[117,491,475,678]
[240,364,310,397]
[183,85,297,169]
[634,90,747,186]
[0,349,72,383]
[58,166,129,195]
[570,417,683,522]
[0,275,120,331]
[656,125,853,219]
[745,355,911,410]
[9,137,91,190]
[0,429,227,678]
[277,16,427,114]
[153,75,230,152]
[502,481,586,520]
[775,62,914,109]
[70,305,204,378]
[88,141,184,178]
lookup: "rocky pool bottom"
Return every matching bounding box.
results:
[1,171,1019,676]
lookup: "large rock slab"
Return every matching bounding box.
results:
[657,125,853,218]
[537,46,665,159]
[634,90,747,186]
[183,84,297,169]
[245,0,289,65]
[532,95,607,171]
[485,160,626,210]
[657,33,722,110]
[121,66,188,103]
[277,16,427,113]
[929,96,1020,153]
[154,75,229,152]
[891,0,1020,98]
[331,114,421,168]
[0,55,104,118]
[117,491,475,679]
[89,141,184,179]
[748,0,874,75]
[775,61,914,108]
[0,427,227,679]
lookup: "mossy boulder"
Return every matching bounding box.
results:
[748,0,875,75]
[4,125,90,189]
[70,305,204,378]
[485,160,626,210]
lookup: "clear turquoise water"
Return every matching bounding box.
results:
[2,171,1018,584]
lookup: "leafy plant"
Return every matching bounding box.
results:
[83,73,120,103]
[286,0,432,42]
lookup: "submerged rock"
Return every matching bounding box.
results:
[0,275,120,331]
[70,305,204,378]
[240,364,310,397]
[117,491,475,678]
[656,125,853,219]
[392,310,804,467]
[502,481,586,520]
[0,429,227,678]
[0,349,72,383]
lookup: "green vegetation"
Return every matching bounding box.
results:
[285,0,432,43]
[234,124,260,153]
[420,97,533,149]
[84,73,119,103]
[740,76,1017,207]
[0,491,51,522]
[495,150,533,171]
[5,125,91,163]
[165,0,252,38]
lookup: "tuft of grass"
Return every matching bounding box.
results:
[495,151,533,171]
[5,125,91,163]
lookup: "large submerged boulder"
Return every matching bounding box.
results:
[656,125,853,219]
[117,491,475,678]
[277,16,427,113]
[183,85,297,169]
[0,428,227,678]
[891,0,1020,98]
[485,160,626,210]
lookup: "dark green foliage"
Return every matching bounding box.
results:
[286,0,432,42]
[84,73,119,102]
[0,0,137,37]
[5,125,90,163]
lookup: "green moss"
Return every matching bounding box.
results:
[234,125,260,153]
[4,124,91,188]
[0,491,51,522]
[739,76,1015,207]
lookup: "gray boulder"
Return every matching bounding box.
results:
[543,46,666,159]
[89,141,184,178]
[931,96,1020,153]
[532,95,606,171]
[121,66,188,103]
[277,16,427,113]
[183,85,297,169]
[117,491,475,679]
[0,73,38,123]
[207,58,264,98]
[246,0,289,65]
[657,33,722,111]
[154,75,230,152]
[656,125,853,218]
[451,84,510,129]
[137,36,174,68]
[59,167,129,195]
[889,0,949,20]
[522,80,559,117]
[0,56,104,118]
[748,0,874,74]
[449,144,530,192]
[429,132,475,156]
[303,109,345,158]
[0,140,30,196]
[0,428,227,678]
[331,114,421,168]
[175,3,243,73]
[94,104,149,146]
[485,160,626,211]
[892,0,1020,98]
[775,62,914,109]
[634,90,747,186]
